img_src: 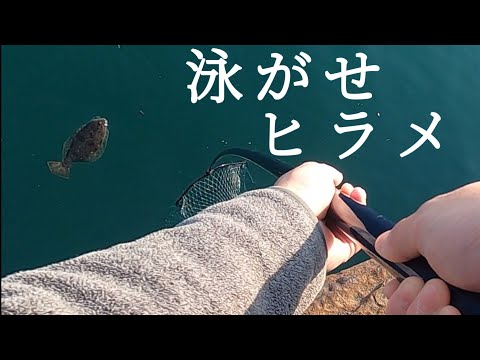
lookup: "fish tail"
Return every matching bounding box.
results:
[47,161,70,179]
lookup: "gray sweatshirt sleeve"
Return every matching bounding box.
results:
[1,187,328,315]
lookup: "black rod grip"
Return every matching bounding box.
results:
[339,193,480,315]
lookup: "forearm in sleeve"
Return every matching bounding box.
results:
[1,187,328,315]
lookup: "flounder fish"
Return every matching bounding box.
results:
[47,117,109,179]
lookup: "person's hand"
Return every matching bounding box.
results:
[375,181,480,315]
[383,277,460,315]
[274,162,367,272]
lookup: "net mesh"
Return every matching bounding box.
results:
[176,161,248,219]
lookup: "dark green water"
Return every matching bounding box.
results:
[2,45,479,276]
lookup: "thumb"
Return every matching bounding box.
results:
[375,216,422,263]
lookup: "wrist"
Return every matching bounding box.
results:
[270,186,318,222]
